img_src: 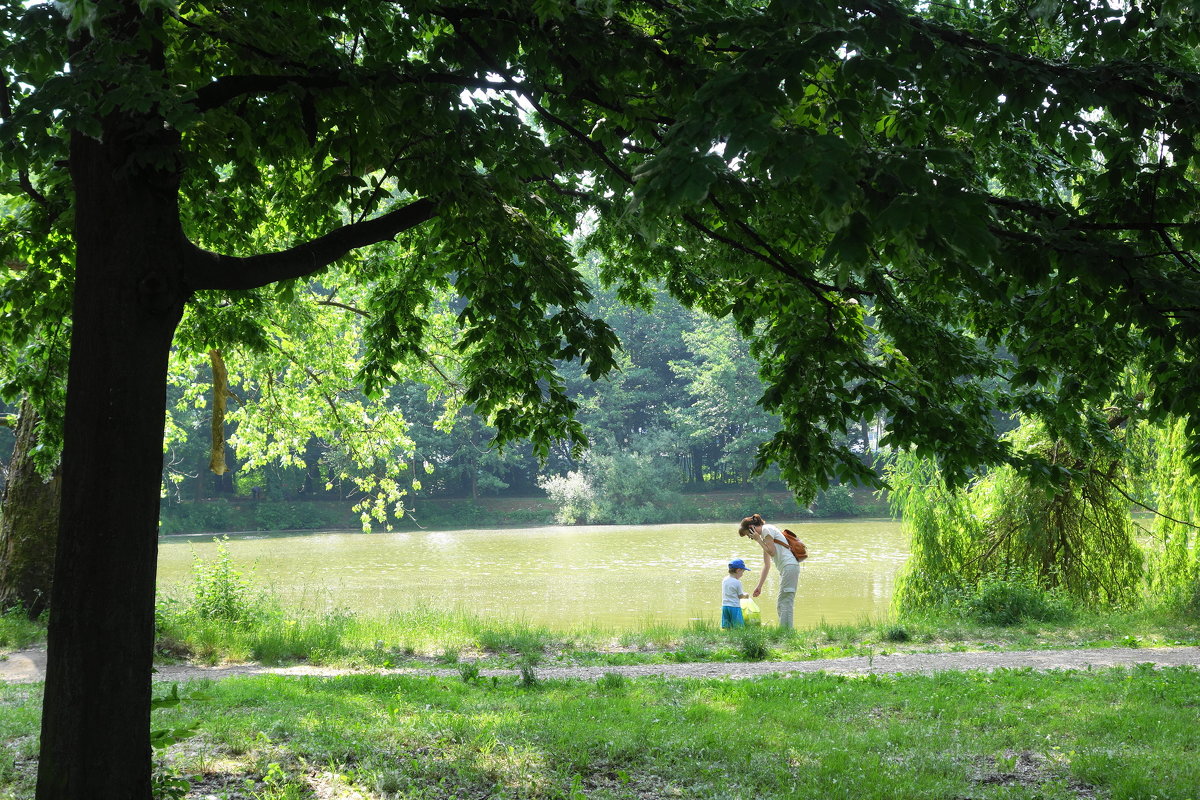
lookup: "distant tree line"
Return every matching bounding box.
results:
[157,267,886,523]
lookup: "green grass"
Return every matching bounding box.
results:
[0,610,43,650]
[6,597,1200,672]
[145,599,1200,671]
[3,663,1199,798]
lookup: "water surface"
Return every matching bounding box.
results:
[157,519,908,629]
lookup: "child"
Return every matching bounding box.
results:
[721,559,751,628]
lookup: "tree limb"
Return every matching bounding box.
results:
[191,71,516,112]
[182,198,437,291]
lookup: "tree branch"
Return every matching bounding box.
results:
[183,198,437,291]
[191,71,514,113]
[317,300,370,317]
[0,75,49,208]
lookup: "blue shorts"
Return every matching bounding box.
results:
[721,606,745,629]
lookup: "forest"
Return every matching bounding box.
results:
[150,265,882,532]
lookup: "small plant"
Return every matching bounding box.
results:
[668,639,711,662]
[882,625,911,643]
[596,672,627,691]
[458,660,481,683]
[518,656,540,688]
[150,684,197,800]
[735,627,770,661]
[188,536,261,625]
[437,647,460,665]
[375,769,406,796]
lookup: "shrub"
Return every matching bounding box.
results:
[965,577,1072,626]
[538,434,687,524]
[811,485,858,517]
[518,656,540,688]
[881,625,911,643]
[536,470,598,524]
[187,537,263,625]
[734,627,770,661]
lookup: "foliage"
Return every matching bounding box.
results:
[669,312,783,483]
[149,684,197,800]
[0,607,44,649]
[733,627,771,661]
[595,672,627,691]
[147,590,1200,671]
[536,470,598,525]
[890,418,1145,614]
[810,485,858,518]
[518,656,540,688]
[963,576,1073,627]
[1144,419,1200,613]
[538,434,686,525]
[457,660,480,684]
[186,537,264,626]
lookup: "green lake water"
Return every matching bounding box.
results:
[156,519,908,630]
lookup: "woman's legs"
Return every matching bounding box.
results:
[777,563,800,628]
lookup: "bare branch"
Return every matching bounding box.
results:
[317,299,371,317]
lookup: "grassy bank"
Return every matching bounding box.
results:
[6,599,1199,671]
[150,600,1200,671]
[3,662,1200,798]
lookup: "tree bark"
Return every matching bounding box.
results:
[0,398,61,618]
[36,120,190,798]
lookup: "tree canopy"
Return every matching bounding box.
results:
[4,1,1200,796]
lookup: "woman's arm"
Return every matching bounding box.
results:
[752,534,773,597]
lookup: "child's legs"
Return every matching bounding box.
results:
[721,606,745,629]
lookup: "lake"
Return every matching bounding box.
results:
[156,519,909,630]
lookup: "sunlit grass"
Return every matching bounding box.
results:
[4,662,1200,798]
[0,609,43,650]
[144,590,1200,671]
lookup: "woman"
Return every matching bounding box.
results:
[738,513,800,628]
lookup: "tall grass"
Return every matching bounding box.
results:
[0,609,43,649]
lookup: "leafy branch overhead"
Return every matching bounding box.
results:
[4,0,1200,492]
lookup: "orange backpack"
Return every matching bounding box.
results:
[777,529,808,562]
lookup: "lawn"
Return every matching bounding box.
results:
[2,663,1199,798]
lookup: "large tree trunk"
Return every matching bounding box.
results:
[36,117,189,797]
[0,398,61,617]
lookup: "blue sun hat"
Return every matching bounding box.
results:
[728,558,750,571]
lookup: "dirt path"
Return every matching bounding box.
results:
[4,645,1200,684]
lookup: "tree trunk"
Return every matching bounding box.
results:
[0,398,61,618]
[36,120,189,798]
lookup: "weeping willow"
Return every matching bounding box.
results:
[1144,419,1200,612]
[890,419,1146,613]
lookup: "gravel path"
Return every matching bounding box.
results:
[4,645,1200,684]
